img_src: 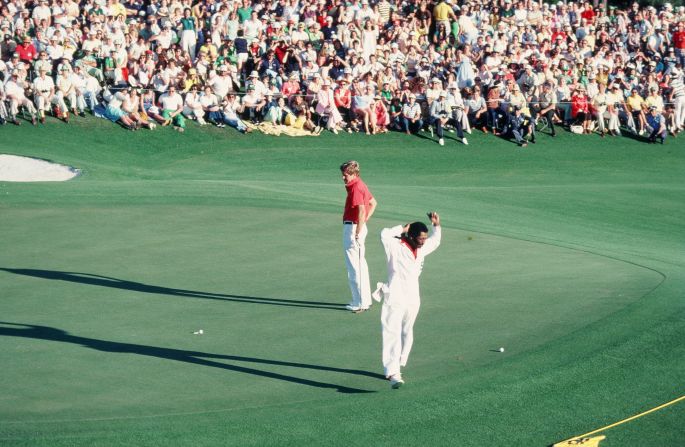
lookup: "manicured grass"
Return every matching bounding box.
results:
[1,118,684,446]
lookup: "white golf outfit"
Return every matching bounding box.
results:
[379,224,441,378]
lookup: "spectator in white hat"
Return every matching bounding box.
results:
[242,83,266,122]
[429,91,450,146]
[446,83,469,143]
[303,72,320,101]
[316,79,344,134]
[74,64,101,112]
[246,69,268,97]
[55,65,81,119]
[646,105,667,144]
[425,78,443,106]
[401,93,423,135]
[3,71,38,125]
[32,66,56,124]
[207,65,234,100]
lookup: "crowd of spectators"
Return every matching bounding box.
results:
[1,0,684,145]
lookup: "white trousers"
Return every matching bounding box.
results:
[8,96,37,117]
[674,96,685,129]
[181,30,197,61]
[35,94,54,113]
[596,110,619,132]
[325,107,343,130]
[55,91,79,111]
[381,299,420,377]
[72,92,86,111]
[342,223,371,308]
[183,105,206,124]
[53,93,69,113]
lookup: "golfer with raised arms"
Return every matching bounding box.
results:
[340,160,377,313]
[376,212,441,388]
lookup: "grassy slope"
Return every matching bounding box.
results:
[0,117,684,446]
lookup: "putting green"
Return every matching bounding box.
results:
[0,204,662,422]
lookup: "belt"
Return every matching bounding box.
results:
[343,221,355,225]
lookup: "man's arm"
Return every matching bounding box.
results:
[381,224,404,248]
[366,197,377,221]
[429,99,439,119]
[422,212,441,255]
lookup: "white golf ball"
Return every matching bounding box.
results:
[498,347,504,353]
[199,329,204,335]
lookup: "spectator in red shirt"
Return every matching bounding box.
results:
[334,79,353,126]
[281,72,300,100]
[571,85,592,134]
[273,39,289,63]
[580,1,595,24]
[550,27,565,44]
[15,35,37,63]
[673,22,685,68]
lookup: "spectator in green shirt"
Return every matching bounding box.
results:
[237,0,252,24]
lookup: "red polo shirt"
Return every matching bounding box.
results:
[580,8,595,23]
[335,87,351,108]
[343,177,373,223]
[16,42,37,62]
[571,94,589,117]
[674,31,685,50]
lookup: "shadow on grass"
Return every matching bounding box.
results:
[0,321,381,393]
[619,129,649,143]
[0,268,345,311]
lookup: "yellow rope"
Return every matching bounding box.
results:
[560,394,685,443]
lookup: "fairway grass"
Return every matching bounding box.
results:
[1,119,684,446]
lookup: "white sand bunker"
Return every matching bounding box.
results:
[0,154,80,182]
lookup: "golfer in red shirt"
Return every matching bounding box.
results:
[340,160,377,313]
